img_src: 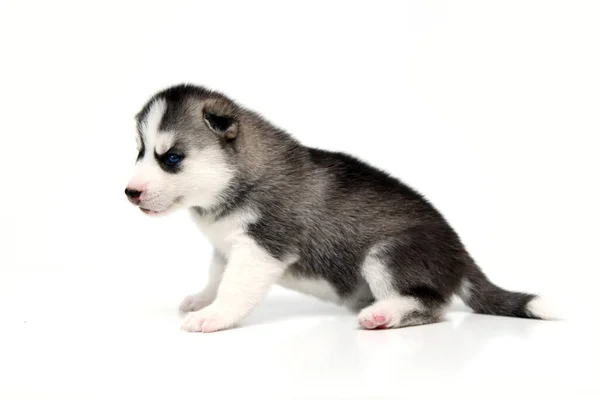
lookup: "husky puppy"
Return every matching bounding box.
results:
[125,84,556,333]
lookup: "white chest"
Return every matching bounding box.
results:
[190,209,257,256]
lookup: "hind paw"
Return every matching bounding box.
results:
[357,298,423,330]
[358,304,399,329]
[358,311,389,329]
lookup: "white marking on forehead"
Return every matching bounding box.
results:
[155,132,175,155]
[138,98,176,155]
[139,98,167,149]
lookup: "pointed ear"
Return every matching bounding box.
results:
[203,100,239,141]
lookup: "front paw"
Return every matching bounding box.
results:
[180,304,237,333]
[179,292,214,314]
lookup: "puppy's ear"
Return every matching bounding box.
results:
[203,99,239,141]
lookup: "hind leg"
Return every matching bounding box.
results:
[358,298,442,329]
[358,240,451,329]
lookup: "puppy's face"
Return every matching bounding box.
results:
[125,93,239,216]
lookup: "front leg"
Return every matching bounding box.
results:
[179,250,226,314]
[181,238,287,333]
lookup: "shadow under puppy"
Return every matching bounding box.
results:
[125,84,556,333]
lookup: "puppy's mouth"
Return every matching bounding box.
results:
[138,197,181,216]
[139,207,164,216]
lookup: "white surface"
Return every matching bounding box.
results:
[1,0,599,399]
[0,271,597,399]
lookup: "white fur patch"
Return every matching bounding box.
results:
[361,244,397,299]
[182,146,234,209]
[181,236,293,333]
[190,208,258,256]
[459,278,473,302]
[154,132,174,155]
[278,274,341,305]
[527,296,560,320]
[139,98,167,145]
[136,98,174,155]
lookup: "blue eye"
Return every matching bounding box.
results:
[165,154,182,165]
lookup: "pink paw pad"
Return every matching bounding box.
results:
[201,319,219,333]
[359,313,389,329]
[360,319,375,329]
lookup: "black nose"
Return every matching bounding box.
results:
[125,188,142,203]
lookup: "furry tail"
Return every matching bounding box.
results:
[459,265,558,320]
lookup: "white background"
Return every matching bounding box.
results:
[0,1,599,399]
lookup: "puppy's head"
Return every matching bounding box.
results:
[125,85,240,216]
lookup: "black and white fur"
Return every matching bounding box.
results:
[126,84,557,333]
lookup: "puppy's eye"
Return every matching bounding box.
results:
[164,154,183,166]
